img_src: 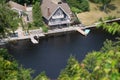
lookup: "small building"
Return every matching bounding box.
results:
[8,1,31,22]
[41,0,72,27]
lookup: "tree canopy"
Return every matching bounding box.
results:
[58,41,120,80]
[66,0,89,13]
[0,3,19,37]
[0,48,33,80]
[97,22,120,35]
[32,1,44,27]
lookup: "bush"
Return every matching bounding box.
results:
[71,7,82,13]
[42,26,48,32]
[89,0,101,3]
[67,0,89,13]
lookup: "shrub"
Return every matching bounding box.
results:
[42,26,48,32]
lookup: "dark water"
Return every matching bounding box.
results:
[7,28,117,79]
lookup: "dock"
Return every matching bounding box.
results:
[30,35,38,44]
[76,28,86,36]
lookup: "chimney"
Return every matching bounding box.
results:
[47,7,50,16]
[24,3,27,11]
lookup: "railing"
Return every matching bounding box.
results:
[48,20,70,26]
[52,15,64,19]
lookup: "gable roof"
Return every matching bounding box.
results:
[8,1,26,11]
[41,0,72,20]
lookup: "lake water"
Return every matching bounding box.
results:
[7,28,117,79]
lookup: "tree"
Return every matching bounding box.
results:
[89,0,101,3]
[0,2,19,37]
[10,0,41,5]
[34,72,49,80]
[32,1,44,27]
[66,0,89,13]
[58,38,120,80]
[58,56,81,80]
[100,0,111,12]
[58,56,90,80]
[97,22,120,35]
[0,48,33,80]
[11,0,32,5]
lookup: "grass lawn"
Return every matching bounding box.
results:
[77,0,120,25]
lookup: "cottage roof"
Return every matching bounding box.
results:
[8,1,26,11]
[41,0,72,20]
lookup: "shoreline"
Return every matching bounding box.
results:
[0,18,120,45]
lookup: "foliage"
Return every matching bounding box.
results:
[59,36,120,80]
[0,48,52,80]
[66,0,89,13]
[58,56,90,80]
[101,39,114,52]
[0,3,19,37]
[58,56,81,80]
[97,22,120,35]
[0,48,33,80]
[32,1,47,32]
[0,0,7,4]
[11,0,32,5]
[42,26,48,33]
[101,38,120,52]
[71,7,82,13]
[32,1,44,27]
[84,51,120,80]
[34,72,49,80]
[100,0,111,12]
[89,0,101,3]
[10,0,40,5]
[89,0,111,12]
[98,16,116,22]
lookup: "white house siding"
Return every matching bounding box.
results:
[48,7,70,26]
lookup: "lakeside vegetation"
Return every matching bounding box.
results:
[32,1,48,32]
[0,2,19,38]
[1,34,120,80]
[66,0,89,13]
[0,0,120,80]
[1,22,120,79]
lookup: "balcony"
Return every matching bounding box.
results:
[52,15,64,19]
[48,20,70,26]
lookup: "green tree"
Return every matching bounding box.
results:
[0,2,19,37]
[58,56,81,80]
[89,0,101,3]
[58,56,90,80]
[32,1,44,27]
[97,22,120,35]
[66,0,89,13]
[101,39,114,52]
[100,0,111,12]
[34,72,49,80]
[0,48,33,80]
[11,0,32,5]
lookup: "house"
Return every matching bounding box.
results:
[8,1,31,22]
[41,0,72,27]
